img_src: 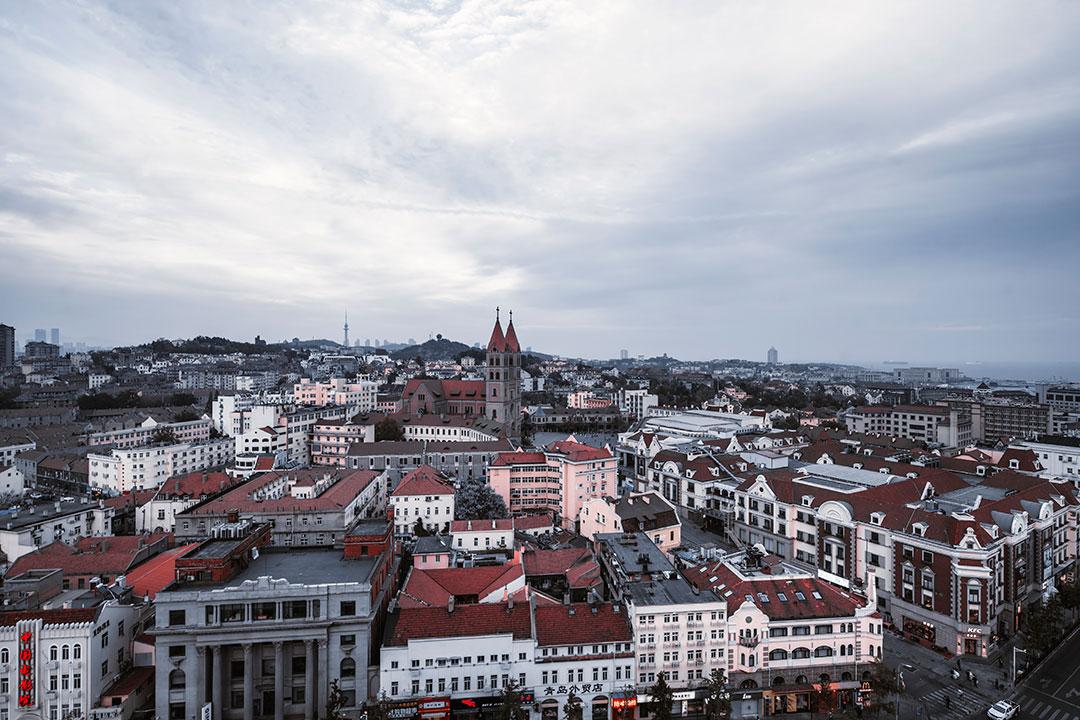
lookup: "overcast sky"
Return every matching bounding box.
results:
[2,1,1079,363]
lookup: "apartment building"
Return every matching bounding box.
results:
[616,387,658,422]
[842,405,969,447]
[87,437,234,495]
[84,417,213,449]
[728,465,1079,657]
[683,548,884,718]
[174,468,386,547]
[346,439,515,485]
[388,466,456,537]
[294,378,377,413]
[1016,436,1080,482]
[311,419,374,467]
[136,471,244,533]
[0,498,115,563]
[488,439,615,528]
[594,533,728,702]
[578,493,682,554]
[940,396,1052,442]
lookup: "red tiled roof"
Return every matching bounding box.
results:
[391,465,455,497]
[522,547,600,590]
[545,439,611,462]
[387,602,531,645]
[450,518,514,532]
[398,564,524,607]
[513,515,554,530]
[492,451,548,467]
[102,489,156,509]
[534,603,632,646]
[6,533,170,578]
[124,543,200,599]
[402,378,486,401]
[683,562,865,621]
[0,607,99,627]
[996,448,1042,473]
[185,468,380,514]
[155,471,237,500]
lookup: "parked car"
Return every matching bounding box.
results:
[987,700,1020,720]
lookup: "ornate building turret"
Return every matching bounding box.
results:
[485,308,522,440]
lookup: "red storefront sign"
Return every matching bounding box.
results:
[18,628,35,708]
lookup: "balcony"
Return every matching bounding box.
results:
[737,636,760,648]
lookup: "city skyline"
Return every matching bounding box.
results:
[3,2,1080,362]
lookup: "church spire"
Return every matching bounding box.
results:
[486,307,506,352]
[504,310,520,353]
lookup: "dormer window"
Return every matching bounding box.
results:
[802,495,814,507]
[1009,459,1019,469]
[912,523,927,537]
[870,512,884,526]
[976,466,986,477]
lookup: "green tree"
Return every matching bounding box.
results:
[151,428,178,444]
[323,679,347,720]
[497,681,528,720]
[454,476,508,519]
[701,668,730,720]
[375,417,405,441]
[366,693,393,720]
[413,517,430,537]
[563,692,583,720]
[1024,598,1063,656]
[647,674,675,720]
[813,676,834,719]
[864,663,899,717]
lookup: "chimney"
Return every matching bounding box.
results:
[507,596,514,612]
[447,596,455,614]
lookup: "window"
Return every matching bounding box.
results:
[168,609,186,626]
[340,659,356,678]
[814,646,834,657]
[340,601,356,616]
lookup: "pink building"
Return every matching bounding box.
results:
[488,436,616,528]
[579,491,682,554]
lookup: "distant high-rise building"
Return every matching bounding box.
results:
[767,346,779,364]
[620,349,629,360]
[408,338,417,345]
[364,338,371,347]
[343,310,349,348]
[34,328,46,342]
[50,327,60,346]
[0,324,14,367]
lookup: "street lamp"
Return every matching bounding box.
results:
[1012,647,1028,686]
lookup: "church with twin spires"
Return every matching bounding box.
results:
[400,310,522,440]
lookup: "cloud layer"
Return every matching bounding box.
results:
[2,1,1079,362]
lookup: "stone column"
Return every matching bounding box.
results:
[212,646,224,720]
[274,641,285,720]
[317,639,329,717]
[304,640,315,720]
[196,646,207,710]
[243,643,254,720]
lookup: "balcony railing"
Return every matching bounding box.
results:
[737,636,760,648]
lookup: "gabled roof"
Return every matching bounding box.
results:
[534,603,632,646]
[683,561,865,621]
[0,607,99,627]
[386,602,531,645]
[391,465,455,497]
[503,319,521,353]
[6,533,171,579]
[398,564,524,608]
[545,439,612,463]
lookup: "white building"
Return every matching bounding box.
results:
[0,464,26,496]
[389,466,456,537]
[294,378,377,413]
[1017,436,1080,482]
[450,519,514,553]
[84,417,213,449]
[136,471,240,534]
[87,437,234,495]
[0,602,147,720]
[0,499,114,562]
[617,387,659,421]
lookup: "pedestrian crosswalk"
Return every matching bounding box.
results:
[920,687,987,720]
[1015,695,1080,720]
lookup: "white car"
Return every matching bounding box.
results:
[987,700,1020,720]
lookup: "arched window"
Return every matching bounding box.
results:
[62,645,70,660]
[73,644,81,659]
[862,671,872,682]
[839,645,846,656]
[340,658,356,679]
[795,675,808,685]
[814,646,834,658]
[842,672,853,682]
[50,645,58,661]
[772,677,786,687]
[847,644,854,656]
[169,669,186,689]
[0,648,7,664]
[791,647,811,660]
[819,674,831,684]
[769,649,788,661]
[739,679,758,689]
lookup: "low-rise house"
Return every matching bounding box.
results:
[579,493,682,553]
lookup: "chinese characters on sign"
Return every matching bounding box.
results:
[18,627,35,708]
